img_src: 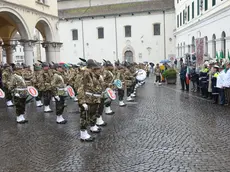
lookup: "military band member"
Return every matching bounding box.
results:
[123,62,135,101]
[77,59,103,142]
[31,63,43,107]
[2,64,14,107]
[51,64,67,124]
[101,60,115,115]
[114,61,126,107]
[9,65,28,124]
[41,62,53,113]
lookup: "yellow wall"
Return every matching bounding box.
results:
[4,0,58,16]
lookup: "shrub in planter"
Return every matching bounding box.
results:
[162,69,177,84]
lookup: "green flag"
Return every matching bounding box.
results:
[228,50,230,61]
[216,51,219,59]
[220,50,224,59]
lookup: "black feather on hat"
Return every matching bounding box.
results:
[87,59,101,69]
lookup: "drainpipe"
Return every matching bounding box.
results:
[163,10,166,59]
[115,16,118,60]
[81,19,86,59]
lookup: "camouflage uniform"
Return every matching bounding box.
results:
[98,66,114,116]
[9,67,28,123]
[2,65,13,103]
[41,68,53,107]
[51,69,67,118]
[31,64,44,102]
[114,66,126,101]
[77,65,103,130]
[124,67,135,97]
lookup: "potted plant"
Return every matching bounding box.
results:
[162,69,177,84]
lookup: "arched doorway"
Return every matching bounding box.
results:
[0,10,30,64]
[124,51,133,63]
[221,31,226,58]
[212,34,216,58]
[35,19,55,63]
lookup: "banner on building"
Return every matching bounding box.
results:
[196,38,204,67]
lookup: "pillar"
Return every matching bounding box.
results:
[23,41,34,68]
[208,41,213,58]
[43,42,62,63]
[6,47,13,64]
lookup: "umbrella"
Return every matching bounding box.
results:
[160,59,170,63]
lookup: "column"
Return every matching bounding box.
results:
[208,41,213,58]
[216,38,221,56]
[6,47,13,64]
[23,41,34,68]
[43,42,62,63]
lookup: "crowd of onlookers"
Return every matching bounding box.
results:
[179,60,230,106]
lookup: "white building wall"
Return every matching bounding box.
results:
[175,0,230,59]
[59,11,176,64]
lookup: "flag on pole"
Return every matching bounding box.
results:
[220,50,224,59]
[186,66,190,85]
[216,51,219,59]
[228,50,230,61]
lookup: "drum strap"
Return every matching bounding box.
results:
[85,92,102,98]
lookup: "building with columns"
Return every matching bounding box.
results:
[174,0,230,66]
[58,0,175,64]
[0,0,62,67]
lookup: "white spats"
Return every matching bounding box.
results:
[6,100,14,107]
[56,115,65,123]
[90,125,100,132]
[105,106,114,114]
[36,100,43,107]
[52,97,55,102]
[119,101,126,106]
[131,93,136,97]
[73,96,78,102]
[44,105,52,112]
[96,116,105,126]
[127,96,134,101]
[80,130,91,140]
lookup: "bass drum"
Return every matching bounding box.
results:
[136,69,147,81]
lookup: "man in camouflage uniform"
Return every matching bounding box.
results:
[9,65,28,124]
[31,63,44,107]
[51,64,68,124]
[77,59,103,142]
[40,62,53,113]
[114,61,126,107]
[99,60,115,115]
[123,62,136,101]
[21,64,33,86]
[2,64,14,107]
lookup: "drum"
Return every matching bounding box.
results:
[0,88,5,98]
[136,69,147,81]
[114,79,123,89]
[66,86,75,98]
[27,86,38,97]
[104,88,116,100]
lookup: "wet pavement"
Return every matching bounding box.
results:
[1,77,230,172]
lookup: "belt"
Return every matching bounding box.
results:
[57,88,65,90]
[15,88,27,91]
[85,92,102,97]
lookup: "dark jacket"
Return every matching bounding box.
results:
[180,67,187,80]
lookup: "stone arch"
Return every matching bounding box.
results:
[35,17,54,41]
[0,7,30,40]
[122,45,135,62]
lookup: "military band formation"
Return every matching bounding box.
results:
[0,59,148,142]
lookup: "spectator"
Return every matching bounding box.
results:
[180,64,189,91]
[154,63,161,86]
[174,59,177,69]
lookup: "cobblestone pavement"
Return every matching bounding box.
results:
[1,77,230,172]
